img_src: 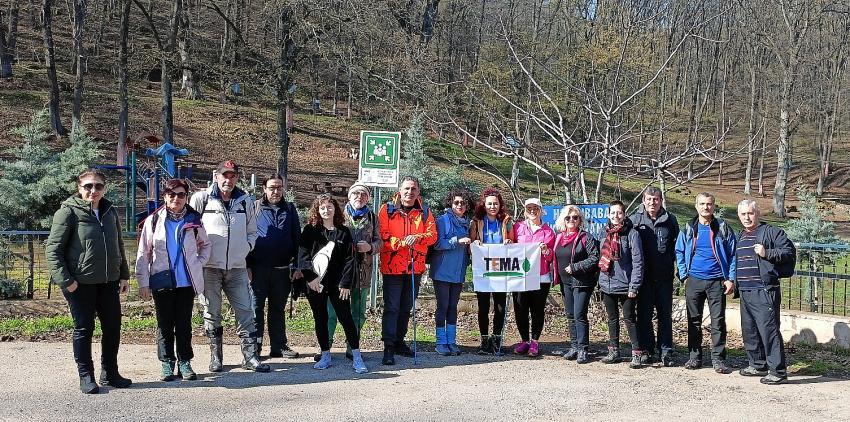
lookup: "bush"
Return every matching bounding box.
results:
[0,278,24,299]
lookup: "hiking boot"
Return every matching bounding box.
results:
[160,360,176,382]
[477,336,492,355]
[240,338,271,372]
[382,346,396,366]
[100,368,132,388]
[660,353,674,367]
[528,340,540,357]
[639,352,654,365]
[177,361,197,381]
[712,360,730,374]
[563,347,579,360]
[207,328,224,373]
[684,358,702,370]
[601,346,621,364]
[760,373,788,385]
[630,351,644,369]
[739,366,769,377]
[576,349,590,364]
[513,341,530,355]
[490,335,504,355]
[395,342,415,358]
[278,345,300,358]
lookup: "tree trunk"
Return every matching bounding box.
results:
[117,0,130,165]
[744,66,757,195]
[773,72,792,217]
[0,0,19,78]
[758,115,766,196]
[71,0,87,133]
[276,6,295,177]
[161,56,174,143]
[178,0,202,100]
[42,0,66,136]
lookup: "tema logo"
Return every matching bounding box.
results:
[482,257,532,278]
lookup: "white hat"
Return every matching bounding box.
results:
[524,198,543,208]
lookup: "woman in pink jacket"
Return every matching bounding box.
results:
[511,198,556,357]
[136,179,211,381]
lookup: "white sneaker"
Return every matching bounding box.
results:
[352,350,368,374]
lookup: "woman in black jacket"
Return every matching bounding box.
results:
[299,194,367,374]
[552,205,600,364]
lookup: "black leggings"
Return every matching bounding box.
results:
[434,280,463,327]
[307,284,360,351]
[476,292,507,336]
[513,283,551,342]
[602,292,640,350]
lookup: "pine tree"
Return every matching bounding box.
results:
[784,185,840,245]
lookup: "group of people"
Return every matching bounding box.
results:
[45,162,797,394]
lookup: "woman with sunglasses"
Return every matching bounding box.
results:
[429,188,474,356]
[510,198,556,357]
[136,179,211,381]
[552,205,599,364]
[46,169,132,394]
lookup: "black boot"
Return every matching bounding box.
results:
[207,328,224,373]
[79,363,99,394]
[477,335,491,355]
[99,366,132,388]
[382,343,396,365]
[240,338,271,372]
[490,335,503,356]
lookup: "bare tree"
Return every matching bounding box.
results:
[0,0,19,78]
[42,0,66,136]
[71,0,88,133]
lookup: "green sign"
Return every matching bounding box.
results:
[359,131,401,187]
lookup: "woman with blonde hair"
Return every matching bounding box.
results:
[552,205,600,364]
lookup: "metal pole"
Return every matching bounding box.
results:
[370,188,381,310]
[130,150,137,229]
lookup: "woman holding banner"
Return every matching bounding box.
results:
[469,187,515,355]
[430,188,475,356]
[598,200,645,368]
[553,205,600,364]
[510,198,556,357]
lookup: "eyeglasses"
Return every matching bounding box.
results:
[165,191,188,199]
[265,186,284,191]
[452,201,466,206]
[565,215,581,221]
[81,183,105,191]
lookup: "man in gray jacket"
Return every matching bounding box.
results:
[190,161,269,373]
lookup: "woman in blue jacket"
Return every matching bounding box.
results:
[429,188,474,356]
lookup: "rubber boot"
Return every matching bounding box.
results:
[241,337,271,372]
[601,346,621,364]
[207,328,224,373]
[446,325,461,356]
[477,335,491,355]
[435,326,452,356]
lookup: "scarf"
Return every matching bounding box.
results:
[345,203,370,231]
[598,223,623,272]
[167,206,187,222]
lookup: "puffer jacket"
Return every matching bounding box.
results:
[45,196,131,290]
[598,220,645,295]
[552,230,600,288]
[135,206,212,294]
[513,220,556,276]
[675,216,737,282]
[378,194,437,275]
[344,205,382,288]
[189,185,257,270]
[629,205,679,282]
[430,211,472,283]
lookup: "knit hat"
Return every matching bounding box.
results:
[348,181,371,197]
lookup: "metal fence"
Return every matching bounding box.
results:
[1,231,849,317]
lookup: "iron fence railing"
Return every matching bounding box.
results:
[1,231,849,317]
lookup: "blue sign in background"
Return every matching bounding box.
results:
[541,204,609,240]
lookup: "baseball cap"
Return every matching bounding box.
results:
[524,198,543,208]
[216,160,239,175]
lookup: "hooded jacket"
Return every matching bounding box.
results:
[430,210,472,283]
[189,185,257,270]
[45,196,131,290]
[675,216,737,282]
[247,197,301,268]
[135,205,212,294]
[629,205,679,282]
[378,194,437,275]
[598,219,645,295]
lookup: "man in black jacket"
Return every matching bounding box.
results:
[247,174,303,359]
[735,199,795,385]
[630,187,679,367]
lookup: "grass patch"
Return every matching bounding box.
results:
[788,359,845,376]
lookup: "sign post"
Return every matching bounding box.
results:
[359,130,401,188]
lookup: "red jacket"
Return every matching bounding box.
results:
[378,194,437,275]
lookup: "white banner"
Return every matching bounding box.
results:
[471,243,542,292]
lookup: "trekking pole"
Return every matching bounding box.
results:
[410,248,418,365]
[498,291,513,356]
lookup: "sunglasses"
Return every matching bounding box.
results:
[81,183,105,191]
[452,201,467,206]
[565,215,581,221]
[165,191,188,199]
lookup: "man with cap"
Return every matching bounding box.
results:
[316,181,382,361]
[734,199,795,385]
[190,161,269,372]
[247,174,302,359]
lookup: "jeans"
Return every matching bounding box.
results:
[307,284,360,351]
[685,277,727,362]
[513,283,551,342]
[476,292,507,337]
[381,274,421,346]
[740,287,787,377]
[602,292,639,350]
[637,278,675,356]
[434,280,463,327]
[152,286,196,362]
[562,282,594,350]
[62,281,122,376]
[250,266,293,351]
[199,268,257,338]
[327,285,369,348]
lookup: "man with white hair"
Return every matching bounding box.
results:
[735,199,796,385]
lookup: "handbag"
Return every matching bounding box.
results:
[311,240,335,283]
[149,270,175,291]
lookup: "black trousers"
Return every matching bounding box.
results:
[152,286,196,362]
[740,287,787,377]
[513,283,551,342]
[250,266,293,351]
[602,292,639,350]
[307,284,360,351]
[637,277,675,356]
[476,292,507,337]
[381,274,421,346]
[685,277,727,362]
[562,282,594,350]
[434,280,463,327]
[62,281,122,376]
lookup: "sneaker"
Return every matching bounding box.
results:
[684,358,702,370]
[660,353,674,367]
[528,340,540,357]
[760,373,788,385]
[576,350,590,364]
[352,350,368,374]
[279,345,300,358]
[177,361,197,381]
[563,348,579,360]
[513,341,530,355]
[630,352,644,369]
[313,353,332,370]
[395,342,415,357]
[160,361,176,382]
[712,360,730,374]
[601,346,620,364]
[739,366,769,377]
